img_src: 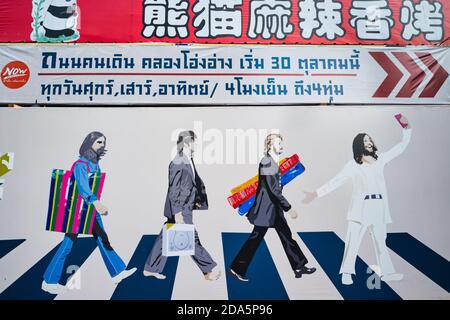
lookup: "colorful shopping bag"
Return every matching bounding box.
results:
[45,161,106,235]
[227,154,301,208]
[237,162,305,216]
[227,154,305,216]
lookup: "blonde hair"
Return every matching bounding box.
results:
[264,133,283,154]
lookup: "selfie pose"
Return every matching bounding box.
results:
[303,116,412,285]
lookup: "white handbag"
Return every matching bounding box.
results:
[162,223,195,257]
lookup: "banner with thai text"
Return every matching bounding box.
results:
[0,0,449,45]
[1,45,449,105]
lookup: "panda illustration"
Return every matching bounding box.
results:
[40,0,78,38]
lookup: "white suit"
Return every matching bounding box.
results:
[316,128,412,275]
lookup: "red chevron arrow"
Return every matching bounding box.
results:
[370,52,402,98]
[416,52,449,98]
[393,52,426,98]
[372,51,449,98]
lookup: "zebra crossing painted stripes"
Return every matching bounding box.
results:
[386,233,450,293]
[0,239,25,260]
[111,235,179,300]
[298,232,401,300]
[0,237,96,300]
[0,232,448,299]
[222,232,289,300]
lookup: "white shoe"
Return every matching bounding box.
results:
[41,281,67,294]
[341,273,353,285]
[143,270,166,280]
[381,273,403,282]
[112,267,137,284]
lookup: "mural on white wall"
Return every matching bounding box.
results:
[0,107,448,300]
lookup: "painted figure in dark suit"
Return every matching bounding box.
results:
[230,133,316,281]
[143,130,220,281]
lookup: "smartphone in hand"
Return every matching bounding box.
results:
[394,113,409,129]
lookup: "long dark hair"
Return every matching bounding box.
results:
[353,133,378,165]
[79,131,106,163]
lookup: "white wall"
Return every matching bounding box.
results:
[0,106,449,298]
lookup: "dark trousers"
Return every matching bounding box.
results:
[231,215,308,276]
[67,218,113,251]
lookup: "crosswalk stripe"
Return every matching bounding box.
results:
[0,236,61,294]
[0,239,25,260]
[386,233,450,293]
[0,237,96,300]
[264,230,343,300]
[355,238,450,300]
[222,232,289,300]
[171,230,228,300]
[111,235,179,300]
[2,232,449,300]
[298,231,401,300]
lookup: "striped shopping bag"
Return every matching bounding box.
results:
[45,161,106,235]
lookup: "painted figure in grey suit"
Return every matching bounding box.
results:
[143,130,221,281]
[230,133,316,282]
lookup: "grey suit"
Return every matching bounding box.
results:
[231,154,308,276]
[144,153,217,274]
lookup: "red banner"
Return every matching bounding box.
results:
[0,0,449,45]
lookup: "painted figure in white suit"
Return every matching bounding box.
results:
[303,115,412,285]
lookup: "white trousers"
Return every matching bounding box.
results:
[340,199,396,276]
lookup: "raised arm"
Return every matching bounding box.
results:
[381,128,412,164]
[316,162,353,198]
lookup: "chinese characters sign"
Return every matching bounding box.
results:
[1,45,448,105]
[0,0,448,45]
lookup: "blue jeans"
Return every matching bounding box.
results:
[43,214,126,284]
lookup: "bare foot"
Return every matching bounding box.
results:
[204,270,221,281]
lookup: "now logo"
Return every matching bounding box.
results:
[3,66,28,78]
[1,60,30,89]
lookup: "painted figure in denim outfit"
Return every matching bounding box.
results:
[42,132,136,295]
